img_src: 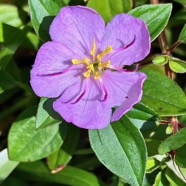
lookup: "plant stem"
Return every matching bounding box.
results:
[150,0,178,133]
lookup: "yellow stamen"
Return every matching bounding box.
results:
[98,60,110,68]
[83,69,92,78]
[97,46,112,61]
[72,58,90,65]
[94,71,101,79]
[90,39,96,56]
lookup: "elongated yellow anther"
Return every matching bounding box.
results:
[72,58,90,65]
[94,71,101,79]
[83,69,92,78]
[98,60,110,68]
[97,46,112,61]
[90,39,96,56]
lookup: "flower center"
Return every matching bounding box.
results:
[71,40,112,79]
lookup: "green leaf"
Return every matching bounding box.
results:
[87,0,133,22]
[175,144,186,168]
[0,23,30,69]
[8,107,66,162]
[47,124,80,170]
[15,161,106,186]
[158,128,186,155]
[129,4,172,41]
[36,97,62,129]
[141,69,186,116]
[0,149,19,184]
[89,116,147,186]
[126,102,159,130]
[179,24,186,44]
[0,70,15,94]
[173,0,186,5]
[153,171,169,186]
[165,168,186,186]
[29,0,67,41]
[146,157,160,173]
[169,58,186,73]
[0,4,25,27]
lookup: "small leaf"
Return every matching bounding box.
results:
[158,128,186,155]
[169,58,186,73]
[0,70,15,94]
[36,97,62,129]
[29,0,67,41]
[141,69,186,116]
[179,24,186,44]
[8,107,66,162]
[152,55,169,66]
[89,116,147,186]
[129,4,172,41]
[0,149,19,184]
[87,0,133,22]
[16,161,106,186]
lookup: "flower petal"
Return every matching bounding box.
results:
[101,70,146,121]
[49,6,105,57]
[53,77,112,129]
[30,42,83,98]
[101,14,150,66]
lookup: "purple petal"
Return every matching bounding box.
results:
[30,42,83,98]
[101,14,150,66]
[53,77,112,129]
[49,6,105,57]
[101,70,146,121]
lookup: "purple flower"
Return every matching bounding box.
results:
[30,6,150,129]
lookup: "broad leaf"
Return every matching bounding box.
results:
[129,4,172,41]
[158,128,186,154]
[36,97,62,129]
[87,0,133,22]
[141,69,186,116]
[29,0,67,41]
[0,149,19,184]
[89,116,147,186]
[15,161,106,186]
[0,70,15,94]
[8,107,66,162]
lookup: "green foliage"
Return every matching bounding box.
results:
[129,4,172,41]
[0,149,19,183]
[8,107,66,162]
[1,1,186,186]
[141,69,186,116]
[87,0,133,22]
[29,0,67,41]
[158,128,186,154]
[89,116,147,186]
